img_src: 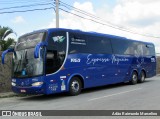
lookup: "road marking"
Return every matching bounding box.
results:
[88,88,142,101]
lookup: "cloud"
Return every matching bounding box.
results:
[48,1,96,31]
[48,1,160,53]
[113,0,160,27]
[11,16,26,24]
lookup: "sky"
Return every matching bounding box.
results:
[0,0,160,54]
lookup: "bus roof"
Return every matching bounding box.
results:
[22,28,154,45]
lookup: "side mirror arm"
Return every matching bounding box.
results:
[34,41,48,58]
[1,48,14,64]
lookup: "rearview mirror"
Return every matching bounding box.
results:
[1,48,14,64]
[34,41,48,58]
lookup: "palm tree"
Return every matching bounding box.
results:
[0,26,16,51]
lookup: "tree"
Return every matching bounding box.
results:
[0,38,15,51]
[0,26,16,51]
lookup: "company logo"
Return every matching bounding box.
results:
[71,58,81,63]
[53,36,65,43]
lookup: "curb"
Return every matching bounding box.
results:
[0,92,32,98]
[0,92,18,98]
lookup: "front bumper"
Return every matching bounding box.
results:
[12,85,45,94]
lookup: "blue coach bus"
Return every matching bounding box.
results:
[1,28,156,95]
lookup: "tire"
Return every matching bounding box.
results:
[130,71,138,85]
[69,77,82,96]
[138,71,145,83]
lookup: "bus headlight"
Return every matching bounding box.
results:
[32,82,43,86]
[11,82,16,86]
[12,79,16,82]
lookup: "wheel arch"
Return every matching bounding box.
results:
[138,69,146,83]
[140,69,146,77]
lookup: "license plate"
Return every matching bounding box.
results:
[20,89,26,93]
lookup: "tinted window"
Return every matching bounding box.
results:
[69,33,87,54]
[69,33,112,54]
[46,31,67,74]
[87,36,112,54]
[111,38,131,55]
[111,38,155,56]
[143,44,155,56]
[124,41,144,56]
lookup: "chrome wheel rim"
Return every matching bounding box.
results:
[132,74,137,82]
[71,80,79,92]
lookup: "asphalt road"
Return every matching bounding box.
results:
[0,76,160,119]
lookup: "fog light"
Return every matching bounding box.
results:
[11,82,16,86]
[32,82,43,86]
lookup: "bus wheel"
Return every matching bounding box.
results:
[138,71,145,83]
[130,71,138,85]
[69,77,82,96]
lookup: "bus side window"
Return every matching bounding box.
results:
[69,33,87,54]
[147,45,155,56]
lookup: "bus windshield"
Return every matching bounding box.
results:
[12,48,44,78]
[12,32,46,78]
